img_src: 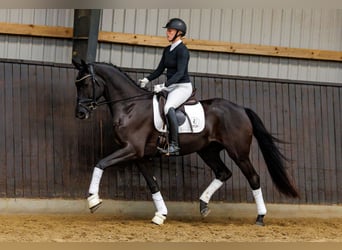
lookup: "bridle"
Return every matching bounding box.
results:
[75,64,153,113]
[75,64,99,112]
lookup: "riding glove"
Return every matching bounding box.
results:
[139,77,149,88]
[154,83,165,93]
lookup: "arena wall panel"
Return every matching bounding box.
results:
[0,59,341,205]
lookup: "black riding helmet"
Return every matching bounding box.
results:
[163,18,187,39]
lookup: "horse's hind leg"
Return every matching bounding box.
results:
[232,155,267,226]
[197,143,232,217]
[137,162,167,225]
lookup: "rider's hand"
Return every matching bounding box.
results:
[154,83,165,93]
[139,77,149,88]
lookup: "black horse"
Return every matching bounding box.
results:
[72,60,299,226]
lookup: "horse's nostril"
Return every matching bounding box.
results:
[76,111,87,119]
[76,105,90,120]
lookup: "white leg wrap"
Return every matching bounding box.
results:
[87,193,103,209]
[151,212,167,225]
[152,191,168,215]
[88,167,103,195]
[199,179,223,203]
[252,188,267,215]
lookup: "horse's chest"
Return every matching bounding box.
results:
[112,104,135,128]
[112,115,133,131]
[113,117,126,129]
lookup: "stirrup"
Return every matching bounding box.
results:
[158,144,180,156]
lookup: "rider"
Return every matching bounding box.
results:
[139,18,193,156]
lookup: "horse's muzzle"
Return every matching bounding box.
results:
[75,104,90,120]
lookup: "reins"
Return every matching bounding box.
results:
[76,65,153,111]
[95,92,154,107]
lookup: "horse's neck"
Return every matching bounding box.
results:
[101,67,144,100]
[97,66,151,119]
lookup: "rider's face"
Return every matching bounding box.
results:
[166,28,179,42]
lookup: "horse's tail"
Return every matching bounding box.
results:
[244,108,299,198]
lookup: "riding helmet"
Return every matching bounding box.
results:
[163,18,187,36]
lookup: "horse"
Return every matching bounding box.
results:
[72,60,299,226]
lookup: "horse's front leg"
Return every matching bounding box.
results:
[137,162,167,225]
[87,144,137,213]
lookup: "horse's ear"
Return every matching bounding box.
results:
[72,58,82,70]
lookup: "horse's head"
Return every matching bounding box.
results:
[72,59,105,119]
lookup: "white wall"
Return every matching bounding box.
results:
[0,9,341,83]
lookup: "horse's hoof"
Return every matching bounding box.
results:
[200,207,211,217]
[87,193,103,213]
[151,212,167,225]
[199,200,211,217]
[90,202,102,213]
[255,215,265,226]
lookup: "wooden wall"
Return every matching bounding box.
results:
[0,59,341,205]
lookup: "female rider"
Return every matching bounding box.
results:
[139,18,193,156]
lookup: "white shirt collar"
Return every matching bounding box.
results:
[170,40,182,51]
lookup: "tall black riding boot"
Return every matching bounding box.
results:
[165,108,180,155]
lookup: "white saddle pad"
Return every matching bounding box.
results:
[153,95,205,133]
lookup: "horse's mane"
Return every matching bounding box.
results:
[95,62,138,86]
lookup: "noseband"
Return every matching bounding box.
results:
[75,64,100,112]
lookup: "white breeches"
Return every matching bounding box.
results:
[164,82,193,114]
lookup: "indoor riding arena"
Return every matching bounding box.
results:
[0,8,341,242]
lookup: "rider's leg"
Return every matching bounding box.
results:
[165,107,180,155]
[162,82,192,155]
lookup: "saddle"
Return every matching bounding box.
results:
[156,88,198,127]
